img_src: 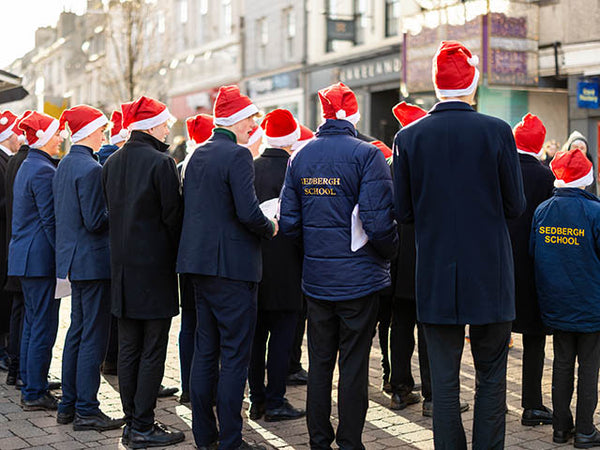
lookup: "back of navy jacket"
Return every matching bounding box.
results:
[279,119,398,301]
[531,188,600,332]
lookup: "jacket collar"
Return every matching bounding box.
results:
[429,101,475,114]
[261,148,290,158]
[316,119,358,138]
[17,144,29,154]
[213,128,237,143]
[519,153,542,164]
[555,187,600,202]
[129,130,170,153]
[28,148,57,164]
[69,144,95,157]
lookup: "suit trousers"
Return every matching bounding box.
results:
[376,293,393,383]
[289,297,307,375]
[552,330,600,435]
[306,293,379,450]
[249,310,298,409]
[423,321,511,450]
[179,273,196,394]
[118,317,171,432]
[8,292,24,376]
[59,280,111,416]
[521,333,546,410]
[103,315,119,366]
[189,275,257,450]
[20,277,60,401]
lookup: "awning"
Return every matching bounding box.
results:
[0,70,28,105]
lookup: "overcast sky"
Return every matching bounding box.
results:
[1,0,87,69]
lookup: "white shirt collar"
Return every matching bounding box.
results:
[0,144,13,156]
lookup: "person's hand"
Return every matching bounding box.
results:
[271,218,279,237]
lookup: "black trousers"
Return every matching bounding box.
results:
[552,330,600,435]
[390,297,431,400]
[289,296,307,374]
[423,321,511,450]
[104,315,119,366]
[7,292,24,376]
[118,317,171,432]
[376,293,393,383]
[521,333,546,410]
[306,293,379,450]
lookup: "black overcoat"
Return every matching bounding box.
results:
[0,149,10,289]
[507,153,554,334]
[253,148,303,311]
[102,131,183,319]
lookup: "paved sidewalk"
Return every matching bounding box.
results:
[0,298,586,449]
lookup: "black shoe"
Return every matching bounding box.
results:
[197,441,218,450]
[179,391,190,404]
[248,402,266,420]
[553,428,575,444]
[286,368,308,386]
[412,383,422,392]
[0,356,8,371]
[73,411,125,431]
[422,400,469,417]
[575,428,600,448]
[122,424,131,446]
[48,380,61,390]
[265,400,306,422]
[157,384,179,398]
[390,392,420,410]
[22,392,59,411]
[57,410,75,424]
[101,360,118,376]
[128,422,185,448]
[15,378,24,390]
[6,372,17,385]
[382,381,392,394]
[522,406,553,426]
[236,440,266,450]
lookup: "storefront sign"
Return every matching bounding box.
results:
[247,71,300,98]
[327,19,355,42]
[577,82,599,109]
[339,54,401,87]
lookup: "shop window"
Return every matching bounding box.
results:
[257,17,268,69]
[385,0,400,37]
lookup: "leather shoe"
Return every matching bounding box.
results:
[197,441,218,450]
[575,428,600,448]
[73,411,125,431]
[390,392,420,410]
[522,406,553,426]
[553,428,575,444]
[128,422,185,448]
[48,380,61,390]
[0,356,8,371]
[286,368,308,386]
[265,400,306,422]
[6,372,17,385]
[101,360,117,376]
[422,400,469,417]
[122,424,131,446]
[236,440,266,450]
[15,378,24,390]
[57,410,75,424]
[22,392,59,411]
[382,381,392,394]
[157,384,179,398]
[179,391,190,404]
[248,402,265,420]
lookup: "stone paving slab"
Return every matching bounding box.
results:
[0,298,595,448]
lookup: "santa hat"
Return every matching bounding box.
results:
[371,140,393,159]
[245,125,264,148]
[514,113,546,159]
[392,102,427,127]
[121,96,171,131]
[318,83,360,125]
[109,110,127,145]
[550,150,594,188]
[0,111,18,142]
[262,109,300,148]
[433,41,480,98]
[213,85,259,127]
[18,111,60,149]
[291,125,314,151]
[15,111,32,143]
[59,105,108,143]
[186,114,214,145]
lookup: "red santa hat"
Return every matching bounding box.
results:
[0,111,18,143]
[245,125,264,148]
[59,105,108,143]
[213,85,259,127]
[15,111,32,143]
[18,111,60,149]
[550,150,594,188]
[121,96,171,132]
[392,102,427,127]
[318,83,360,125]
[109,110,127,145]
[291,125,315,151]
[186,114,214,145]
[513,113,546,159]
[371,140,393,159]
[433,41,480,98]
[262,109,300,148]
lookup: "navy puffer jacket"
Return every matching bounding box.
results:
[279,119,398,301]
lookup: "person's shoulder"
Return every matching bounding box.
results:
[473,111,512,133]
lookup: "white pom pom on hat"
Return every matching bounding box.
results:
[17,135,26,143]
[467,55,479,67]
[36,130,44,138]
[0,117,7,125]
[119,128,129,139]
[335,110,347,119]
[60,129,69,139]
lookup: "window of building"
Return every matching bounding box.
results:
[257,17,268,68]
[354,0,368,45]
[179,0,188,24]
[326,0,355,53]
[385,0,400,37]
[283,8,295,61]
[222,0,233,36]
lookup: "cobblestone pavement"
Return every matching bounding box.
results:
[0,298,587,449]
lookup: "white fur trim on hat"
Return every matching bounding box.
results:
[18,135,26,143]
[71,114,108,143]
[0,123,16,142]
[266,122,301,148]
[30,119,60,149]
[435,68,480,98]
[517,147,545,160]
[214,104,259,127]
[128,107,171,131]
[110,134,125,145]
[0,117,7,125]
[246,126,263,147]
[554,166,594,188]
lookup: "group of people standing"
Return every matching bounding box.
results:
[0,38,599,450]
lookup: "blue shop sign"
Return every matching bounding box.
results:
[577,82,599,109]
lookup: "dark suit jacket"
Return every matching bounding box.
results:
[508,153,554,334]
[0,148,10,288]
[254,148,303,311]
[177,129,273,282]
[393,101,526,325]
[102,131,183,319]
[8,149,57,277]
[53,145,110,281]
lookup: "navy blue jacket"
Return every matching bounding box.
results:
[8,149,57,277]
[96,144,119,166]
[177,129,274,282]
[279,119,398,301]
[53,145,110,281]
[393,101,526,325]
[530,188,600,332]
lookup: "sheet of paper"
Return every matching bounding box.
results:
[351,204,368,252]
[260,198,279,218]
[55,278,71,299]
